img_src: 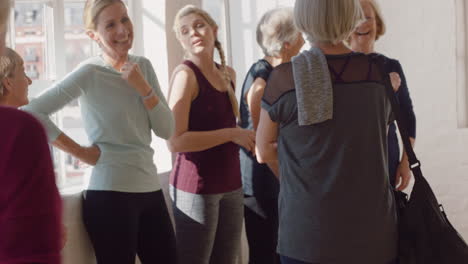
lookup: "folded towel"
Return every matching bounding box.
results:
[292,47,333,126]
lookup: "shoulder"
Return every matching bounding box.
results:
[72,58,97,73]
[171,64,198,89]
[69,56,104,79]
[252,59,273,80]
[0,107,46,137]
[369,53,402,72]
[262,62,295,106]
[173,63,197,81]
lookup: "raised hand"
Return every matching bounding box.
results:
[120,62,151,96]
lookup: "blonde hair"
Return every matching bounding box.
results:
[173,5,239,118]
[361,0,386,40]
[0,48,22,95]
[294,0,364,44]
[256,7,300,57]
[83,0,125,30]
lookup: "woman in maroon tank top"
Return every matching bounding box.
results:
[167,5,255,264]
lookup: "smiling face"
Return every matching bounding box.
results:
[88,2,133,61]
[349,0,378,53]
[177,13,217,57]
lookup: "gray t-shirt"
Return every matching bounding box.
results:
[261,53,397,264]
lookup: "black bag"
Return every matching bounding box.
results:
[377,56,468,264]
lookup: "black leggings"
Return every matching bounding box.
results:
[244,195,280,264]
[82,190,177,264]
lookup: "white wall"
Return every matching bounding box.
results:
[374,0,468,238]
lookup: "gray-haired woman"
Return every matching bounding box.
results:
[256,0,398,263]
[238,7,303,264]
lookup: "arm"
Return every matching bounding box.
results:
[167,65,254,153]
[22,67,101,165]
[246,77,279,176]
[256,108,279,164]
[21,73,84,142]
[393,61,417,191]
[53,133,100,166]
[246,77,267,130]
[121,59,175,139]
[395,137,415,191]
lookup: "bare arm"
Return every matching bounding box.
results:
[52,133,100,166]
[246,78,267,130]
[395,137,415,191]
[246,77,279,176]
[256,108,279,163]
[167,65,254,153]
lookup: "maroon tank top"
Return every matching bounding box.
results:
[169,60,241,194]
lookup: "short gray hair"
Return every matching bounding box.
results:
[294,0,364,44]
[0,48,22,95]
[256,7,299,57]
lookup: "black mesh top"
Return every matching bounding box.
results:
[261,52,397,263]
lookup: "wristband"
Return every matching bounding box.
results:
[142,89,156,100]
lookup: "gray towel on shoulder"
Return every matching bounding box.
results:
[292,47,333,126]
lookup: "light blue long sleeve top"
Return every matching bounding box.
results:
[23,55,174,193]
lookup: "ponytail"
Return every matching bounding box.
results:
[214,40,239,118]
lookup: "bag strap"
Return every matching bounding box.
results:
[375,56,424,180]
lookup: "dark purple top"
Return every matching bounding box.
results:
[0,106,62,264]
[170,61,241,194]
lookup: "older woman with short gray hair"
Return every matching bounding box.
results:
[256,0,399,263]
[238,7,304,264]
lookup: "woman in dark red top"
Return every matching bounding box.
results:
[0,107,62,264]
[0,41,62,263]
[167,5,254,264]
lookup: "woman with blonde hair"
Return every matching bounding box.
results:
[23,0,176,263]
[256,0,398,263]
[168,5,254,264]
[0,48,32,107]
[239,7,304,264]
[349,0,416,191]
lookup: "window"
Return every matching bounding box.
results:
[203,0,232,65]
[8,0,129,193]
[456,0,468,128]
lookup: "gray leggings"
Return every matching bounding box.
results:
[169,186,244,264]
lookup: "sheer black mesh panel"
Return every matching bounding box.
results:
[262,53,384,106]
[263,62,295,106]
